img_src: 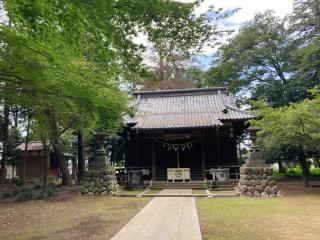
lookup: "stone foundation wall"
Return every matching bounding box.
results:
[79,167,119,196]
[237,167,282,197]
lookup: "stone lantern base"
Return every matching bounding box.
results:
[79,164,120,196]
[236,167,282,197]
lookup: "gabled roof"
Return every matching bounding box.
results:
[15,141,74,157]
[15,141,49,151]
[126,87,255,130]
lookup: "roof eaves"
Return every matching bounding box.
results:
[225,105,256,118]
[133,87,228,96]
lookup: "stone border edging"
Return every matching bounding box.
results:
[116,193,240,198]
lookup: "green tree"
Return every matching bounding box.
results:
[1,0,226,185]
[251,88,320,187]
[289,0,320,96]
[140,2,232,90]
[206,11,304,106]
[289,0,320,43]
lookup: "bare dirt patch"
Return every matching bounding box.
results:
[0,195,149,240]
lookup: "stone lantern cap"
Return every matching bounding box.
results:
[94,129,108,139]
[246,126,262,133]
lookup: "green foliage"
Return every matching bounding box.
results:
[15,186,59,201]
[204,180,213,189]
[107,135,125,165]
[273,167,320,179]
[206,5,319,107]
[251,88,320,166]
[1,192,11,199]
[1,1,222,183]
[15,188,34,201]
[206,11,302,105]
[34,186,59,199]
[289,0,320,43]
[139,2,232,89]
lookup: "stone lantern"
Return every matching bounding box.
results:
[91,129,109,170]
[236,126,282,197]
[244,126,267,167]
[79,129,120,196]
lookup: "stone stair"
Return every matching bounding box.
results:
[151,181,205,189]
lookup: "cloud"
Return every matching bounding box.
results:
[178,0,295,56]
[211,0,294,24]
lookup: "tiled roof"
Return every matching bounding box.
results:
[15,141,74,157]
[15,141,48,151]
[126,88,255,130]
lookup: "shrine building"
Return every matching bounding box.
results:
[123,88,254,183]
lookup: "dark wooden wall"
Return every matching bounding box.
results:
[124,122,246,179]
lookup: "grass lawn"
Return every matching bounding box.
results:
[0,195,149,240]
[209,190,237,195]
[146,189,162,194]
[197,181,320,240]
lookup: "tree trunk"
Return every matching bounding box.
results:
[55,147,71,185]
[45,107,72,185]
[13,107,19,141]
[278,160,285,173]
[71,157,77,181]
[0,104,9,183]
[77,132,85,182]
[12,166,15,179]
[298,151,310,187]
[314,155,320,168]
[42,134,49,188]
[21,114,31,183]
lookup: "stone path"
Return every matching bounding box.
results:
[159,188,192,195]
[111,189,202,240]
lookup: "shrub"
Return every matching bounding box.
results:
[273,167,320,180]
[33,184,42,190]
[286,167,302,177]
[16,188,34,202]
[15,186,59,201]
[311,168,320,176]
[14,180,25,187]
[33,191,46,200]
[44,186,58,198]
[203,181,213,189]
[11,190,19,196]
[1,192,11,199]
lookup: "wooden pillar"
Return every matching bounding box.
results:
[216,127,221,164]
[176,150,180,168]
[201,139,206,180]
[152,141,156,180]
[136,131,139,167]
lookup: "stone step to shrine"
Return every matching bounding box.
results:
[151,181,205,189]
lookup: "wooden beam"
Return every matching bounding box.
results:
[152,141,156,180]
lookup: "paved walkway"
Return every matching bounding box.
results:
[159,188,192,195]
[111,189,202,240]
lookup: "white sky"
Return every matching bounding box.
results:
[178,0,295,55]
[192,0,294,22]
